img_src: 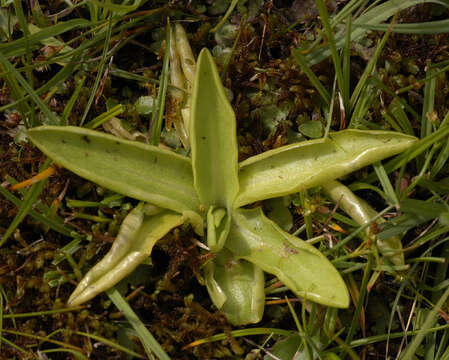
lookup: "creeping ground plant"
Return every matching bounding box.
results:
[27,46,417,325]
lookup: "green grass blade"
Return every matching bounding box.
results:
[0,287,3,350]
[349,80,376,128]
[331,0,367,25]
[349,21,392,112]
[0,64,30,125]
[399,286,449,360]
[356,18,449,34]
[13,0,34,125]
[343,256,372,352]
[324,77,337,138]
[38,349,87,360]
[418,178,449,195]
[396,61,449,96]
[0,159,51,247]
[315,0,345,110]
[0,337,30,355]
[185,327,294,348]
[110,67,160,84]
[107,288,169,360]
[342,15,352,113]
[382,111,403,133]
[2,328,83,352]
[89,0,145,13]
[363,125,449,183]
[373,161,399,206]
[421,63,436,139]
[75,328,145,358]
[80,16,114,125]
[149,19,170,146]
[52,238,84,266]
[304,0,446,65]
[326,205,394,254]
[292,50,331,104]
[436,329,449,359]
[324,180,404,266]
[2,307,84,319]
[369,75,420,120]
[297,0,363,65]
[340,324,449,350]
[0,185,73,237]
[430,137,449,178]
[210,0,239,33]
[0,19,91,57]
[61,75,86,125]
[85,104,125,129]
[388,100,415,136]
[0,51,58,125]
[0,56,80,114]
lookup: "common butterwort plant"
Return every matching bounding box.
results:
[28,48,417,325]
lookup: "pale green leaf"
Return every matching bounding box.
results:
[298,120,324,139]
[236,130,417,207]
[27,126,202,227]
[174,23,196,87]
[323,180,404,266]
[204,261,227,309]
[68,208,183,306]
[135,96,154,115]
[205,248,265,325]
[206,206,232,252]
[190,48,239,210]
[227,208,350,308]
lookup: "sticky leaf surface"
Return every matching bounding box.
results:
[237,130,417,206]
[28,126,201,218]
[227,207,350,308]
[205,248,265,325]
[190,48,239,210]
[68,209,183,306]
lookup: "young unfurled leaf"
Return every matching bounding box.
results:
[27,126,203,232]
[175,23,196,87]
[190,49,239,211]
[168,26,189,148]
[323,180,405,266]
[204,248,265,325]
[68,207,184,306]
[227,207,350,308]
[236,130,417,207]
[206,206,232,252]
